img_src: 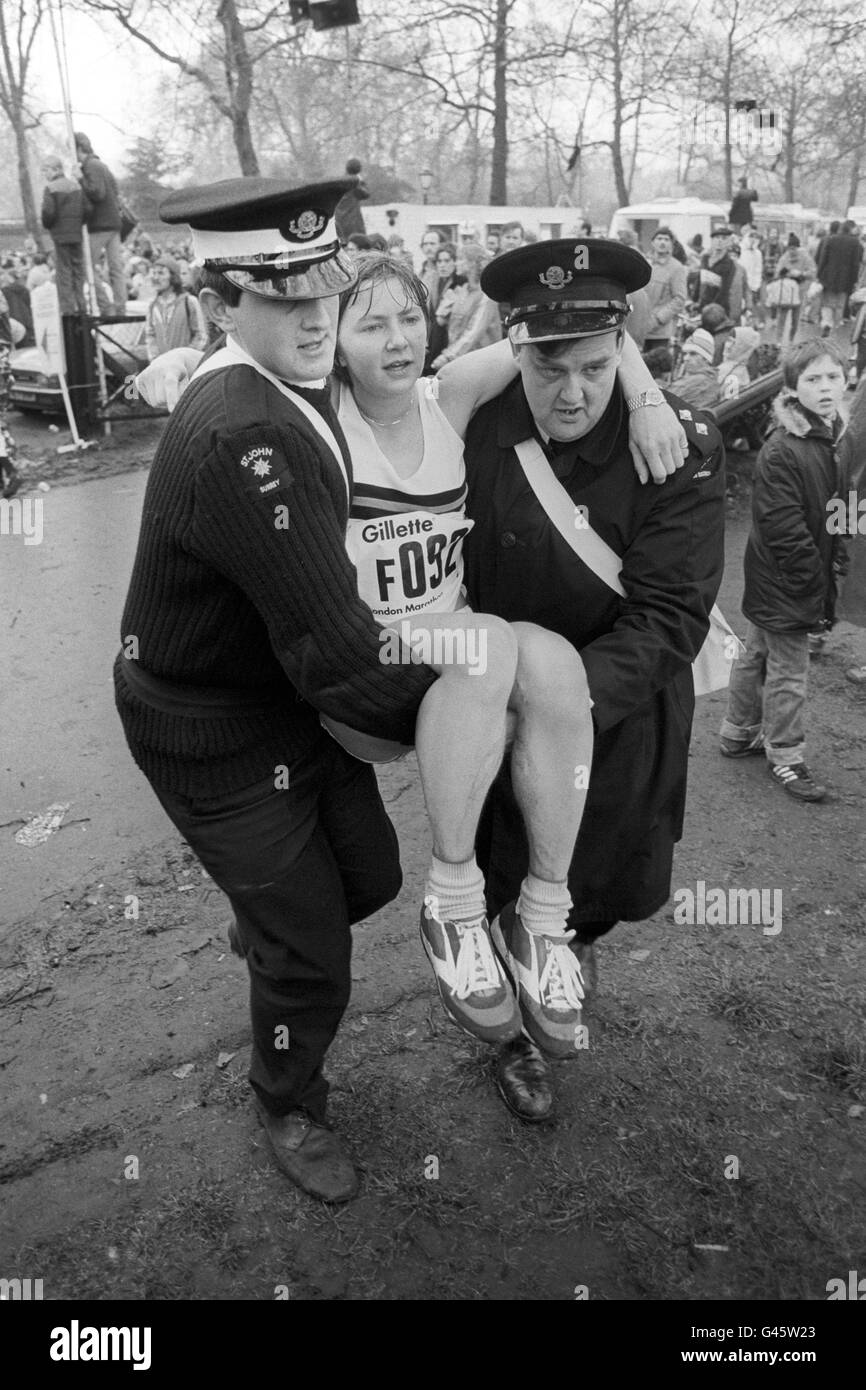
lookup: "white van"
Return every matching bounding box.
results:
[608,197,822,253]
[362,203,583,257]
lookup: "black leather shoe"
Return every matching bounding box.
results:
[256,1104,360,1203]
[496,1034,554,1122]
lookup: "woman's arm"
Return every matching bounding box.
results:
[135,346,204,408]
[439,328,689,483]
[618,332,690,484]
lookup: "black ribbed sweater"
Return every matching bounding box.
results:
[115,363,435,797]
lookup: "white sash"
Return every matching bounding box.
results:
[192,336,350,506]
[513,436,743,695]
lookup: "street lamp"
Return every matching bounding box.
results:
[419,168,434,205]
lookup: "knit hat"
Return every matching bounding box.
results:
[682,328,714,363]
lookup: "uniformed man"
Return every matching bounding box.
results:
[464,239,726,1121]
[114,178,436,1203]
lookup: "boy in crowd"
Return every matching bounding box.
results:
[718,339,848,801]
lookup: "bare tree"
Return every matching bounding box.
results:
[0,0,44,239]
[78,0,301,175]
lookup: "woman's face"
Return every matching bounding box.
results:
[151,265,172,292]
[337,276,427,400]
[436,251,455,278]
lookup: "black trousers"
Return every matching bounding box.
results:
[155,735,402,1122]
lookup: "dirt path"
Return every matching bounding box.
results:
[1,425,865,1302]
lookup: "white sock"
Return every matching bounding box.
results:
[517,875,572,937]
[425,855,487,923]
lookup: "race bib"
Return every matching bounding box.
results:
[346,509,474,622]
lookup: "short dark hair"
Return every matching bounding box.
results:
[347,233,372,250]
[333,253,430,384]
[653,225,674,241]
[782,336,847,389]
[436,242,457,261]
[501,221,524,236]
[197,266,242,306]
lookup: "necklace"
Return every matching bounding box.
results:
[356,396,417,428]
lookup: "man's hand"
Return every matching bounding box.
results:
[628,400,689,485]
[135,347,202,411]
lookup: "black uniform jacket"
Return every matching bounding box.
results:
[464,377,726,925]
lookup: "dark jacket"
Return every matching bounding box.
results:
[816,232,862,295]
[2,281,33,346]
[699,251,736,314]
[729,188,758,228]
[115,365,434,798]
[78,152,122,232]
[836,373,866,628]
[41,175,89,244]
[335,178,369,241]
[742,393,844,633]
[464,379,726,925]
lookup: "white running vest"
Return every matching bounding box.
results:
[340,378,473,624]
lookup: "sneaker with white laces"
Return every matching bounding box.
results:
[768,761,826,802]
[490,901,585,1059]
[419,901,522,1044]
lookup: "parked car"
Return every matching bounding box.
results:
[9,304,148,416]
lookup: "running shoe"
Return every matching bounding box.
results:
[419,900,521,1044]
[768,762,826,802]
[490,902,585,1059]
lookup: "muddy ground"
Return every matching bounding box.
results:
[1,409,865,1303]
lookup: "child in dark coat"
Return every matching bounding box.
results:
[718,338,848,800]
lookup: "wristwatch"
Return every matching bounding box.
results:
[625,388,666,412]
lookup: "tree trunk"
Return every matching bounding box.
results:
[783,83,797,203]
[723,35,733,198]
[847,108,866,210]
[610,0,629,206]
[11,116,40,243]
[217,0,260,176]
[489,0,508,204]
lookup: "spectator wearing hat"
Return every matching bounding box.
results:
[40,155,89,316]
[643,226,688,355]
[672,328,720,410]
[74,130,127,311]
[115,176,437,1204]
[699,226,737,316]
[144,255,208,360]
[464,238,725,1120]
[718,325,760,399]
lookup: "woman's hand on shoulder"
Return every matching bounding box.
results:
[628,397,690,485]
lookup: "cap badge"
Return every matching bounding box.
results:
[284,210,326,242]
[538,265,572,289]
[573,245,589,270]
